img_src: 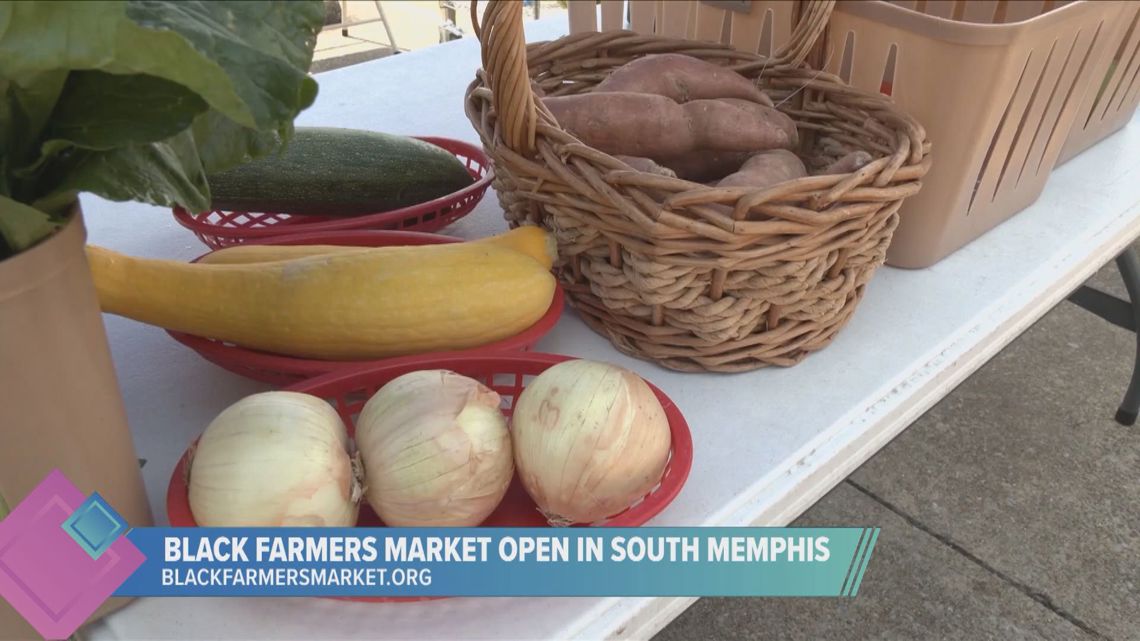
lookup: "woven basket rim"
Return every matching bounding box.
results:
[464,32,931,227]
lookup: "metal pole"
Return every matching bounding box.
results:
[374,1,399,52]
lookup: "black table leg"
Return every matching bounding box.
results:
[1067,246,1140,426]
[1114,249,1140,425]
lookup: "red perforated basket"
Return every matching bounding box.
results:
[166,352,694,602]
[172,137,493,249]
[167,230,565,386]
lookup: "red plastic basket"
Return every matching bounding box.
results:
[166,352,694,602]
[167,230,565,386]
[172,137,493,249]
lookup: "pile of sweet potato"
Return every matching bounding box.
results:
[542,54,870,190]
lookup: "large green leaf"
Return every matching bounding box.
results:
[123,1,322,130]
[0,2,125,74]
[0,193,58,257]
[0,1,322,253]
[0,71,68,198]
[0,72,68,155]
[46,71,209,150]
[10,71,209,198]
[190,110,287,175]
[40,130,210,214]
[0,2,321,131]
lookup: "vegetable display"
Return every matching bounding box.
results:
[177,359,676,530]
[356,371,514,527]
[86,231,557,360]
[205,128,475,217]
[510,360,672,526]
[188,391,363,527]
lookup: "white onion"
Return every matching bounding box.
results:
[512,360,671,525]
[188,391,362,527]
[356,370,513,526]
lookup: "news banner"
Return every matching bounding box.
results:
[117,527,880,598]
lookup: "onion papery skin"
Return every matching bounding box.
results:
[511,360,671,525]
[356,370,514,527]
[188,391,362,527]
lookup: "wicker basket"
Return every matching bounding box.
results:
[464,0,930,373]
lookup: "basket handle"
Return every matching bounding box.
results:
[471,0,837,157]
[471,0,539,155]
[771,0,836,68]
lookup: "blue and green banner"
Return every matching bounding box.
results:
[1,470,882,640]
[112,526,880,598]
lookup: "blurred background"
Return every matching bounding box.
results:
[312,0,570,72]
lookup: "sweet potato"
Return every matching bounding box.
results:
[658,150,752,182]
[717,150,807,189]
[615,155,678,178]
[594,53,774,106]
[683,99,798,151]
[818,150,873,175]
[543,93,797,158]
[543,93,695,157]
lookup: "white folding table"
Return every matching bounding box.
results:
[83,18,1140,641]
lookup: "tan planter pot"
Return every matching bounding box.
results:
[0,204,152,638]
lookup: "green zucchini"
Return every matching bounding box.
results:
[206,127,475,217]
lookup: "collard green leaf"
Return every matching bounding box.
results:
[0,1,322,254]
[42,130,210,214]
[116,1,322,131]
[28,187,78,221]
[45,71,208,150]
[190,110,288,175]
[0,2,125,76]
[0,71,68,159]
[0,2,321,131]
[11,71,209,211]
[0,71,68,199]
[12,139,72,186]
[0,194,58,257]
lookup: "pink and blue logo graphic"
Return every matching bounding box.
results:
[0,470,145,640]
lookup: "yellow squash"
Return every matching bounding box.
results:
[88,242,557,360]
[198,226,556,269]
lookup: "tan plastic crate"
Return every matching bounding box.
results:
[824,0,1126,268]
[567,0,803,56]
[1058,0,1140,164]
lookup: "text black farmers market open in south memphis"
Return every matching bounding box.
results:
[165,534,832,564]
